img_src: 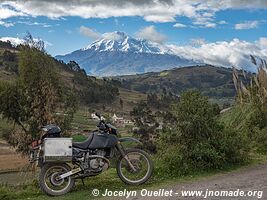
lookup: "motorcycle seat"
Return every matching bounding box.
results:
[72,133,94,149]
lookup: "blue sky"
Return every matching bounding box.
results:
[0,0,267,70]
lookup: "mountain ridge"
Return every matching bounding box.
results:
[114,64,253,103]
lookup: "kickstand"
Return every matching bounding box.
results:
[81,178,85,186]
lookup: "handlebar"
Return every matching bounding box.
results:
[95,113,106,131]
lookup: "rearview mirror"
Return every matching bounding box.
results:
[95,112,101,119]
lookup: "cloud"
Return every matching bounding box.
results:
[2,0,267,26]
[168,38,267,72]
[136,25,166,43]
[193,17,217,28]
[79,27,126,41]
[102,32,124,41]
[0,36,24,46]
[79,26,101,40]
[17,20,52,28]
[0,20,14,27]
[173,23,187,28]
[0,4,26,19]
[0,36,52,48]
[257,37,267,48]
[190,38,206,46]
[235,21,259,30]
[218,20,227,24]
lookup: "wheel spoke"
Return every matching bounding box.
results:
[119,151,151,184]
[44,166,71,192]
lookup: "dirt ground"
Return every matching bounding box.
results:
[0,139,28,172]
[105,163,267,200]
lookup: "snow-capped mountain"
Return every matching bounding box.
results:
[82,32,169,54]
[55,31,197,76]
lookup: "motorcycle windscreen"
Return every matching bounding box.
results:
[89,133,118,149]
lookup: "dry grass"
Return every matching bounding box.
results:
[233,59,267,105]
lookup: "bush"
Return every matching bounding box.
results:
[254,127,267,153]
[156,90,249,176]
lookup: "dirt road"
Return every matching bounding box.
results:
[103,163,267,200]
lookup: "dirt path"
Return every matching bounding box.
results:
[103,163,267,200]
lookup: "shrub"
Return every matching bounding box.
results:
[157,90,249,176]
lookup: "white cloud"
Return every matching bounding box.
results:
[0,36,52,48]
[136,25,166,44]
[144,15,176,23]
[102,32,123,41]
[79,27,126,41]
[193,18,217,28]
[0,37,24,46]
[0,4,26,19]
[79,26,101,40]
[235,21,259,30]
[173,23,187,28]
[190,38,206,46]
[0,20,14,27]
[168,38,267,72]
[218,20,227,24]
[2,0,266,26]
[257,37,267,48]
[17,20,52,28]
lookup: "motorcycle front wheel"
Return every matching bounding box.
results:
[117,148,153,185]
[39,163,75,196]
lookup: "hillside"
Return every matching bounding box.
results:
[115,65,252,103]
[0,42,120,106]
[0,41,149,114]
[1,40,251,107]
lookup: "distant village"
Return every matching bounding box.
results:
[91,113,134,127]
[91,113,163,132]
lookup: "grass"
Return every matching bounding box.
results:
[159,71,169,77]
[72,134,87,142]
[219,103,255,130]
[0,153,266,200]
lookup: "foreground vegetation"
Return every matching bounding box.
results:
[1,154,266,200]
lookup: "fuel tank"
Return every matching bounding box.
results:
[89,132,118,149]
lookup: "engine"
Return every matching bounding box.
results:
[73,149,110,173]
[89,150,109,171]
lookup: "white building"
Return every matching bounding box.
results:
[112,113,124,123]
[91,113,99,120]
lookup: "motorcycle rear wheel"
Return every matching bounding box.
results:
[39,163,75,196]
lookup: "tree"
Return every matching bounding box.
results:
[130,101,159,153]
[119,98,123,109]
[0,35,77,153]
[3,50,16,62]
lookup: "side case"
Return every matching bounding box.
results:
[89,133,118,149]
[43,138,72,162]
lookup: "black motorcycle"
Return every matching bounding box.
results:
[30,113,153,196]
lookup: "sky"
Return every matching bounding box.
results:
[0,0,267,70]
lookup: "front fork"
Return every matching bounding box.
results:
[116,142,136,172]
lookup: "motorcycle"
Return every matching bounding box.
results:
[29,113,153,196]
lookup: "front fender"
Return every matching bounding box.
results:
[118,137,142,144]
